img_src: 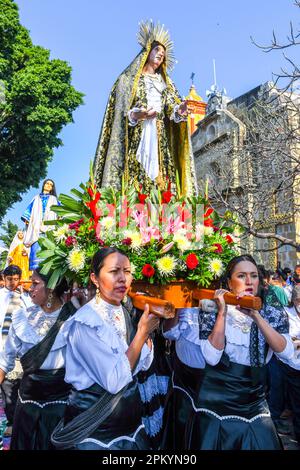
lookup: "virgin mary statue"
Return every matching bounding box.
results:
[93,20,197,196]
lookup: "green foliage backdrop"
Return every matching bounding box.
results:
[0,0,84,221]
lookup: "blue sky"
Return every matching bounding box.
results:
[2,0,298,232]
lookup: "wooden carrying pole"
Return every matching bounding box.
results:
[193,288,262,311]
[128,291,175,319]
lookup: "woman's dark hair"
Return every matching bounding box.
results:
[41,179,57,197]
[221,254,264,298]
[91,247,129,277]
[34,267,68,298]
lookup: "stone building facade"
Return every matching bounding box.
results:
[192,82,300,270]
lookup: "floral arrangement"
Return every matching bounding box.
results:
[38,172,238,289]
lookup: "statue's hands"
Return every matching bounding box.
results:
[177,101,190,117]
[132,107,157,121]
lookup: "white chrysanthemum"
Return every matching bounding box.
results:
[101,216,115,230]
[124,230,142,249]
[208,258,224,277]
[173,233,191,252]
[157,255,177,276]
[53,224,69,241]
[67,249,85,272]
[204,226,214,236]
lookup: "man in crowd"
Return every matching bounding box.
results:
[0,265,32,437]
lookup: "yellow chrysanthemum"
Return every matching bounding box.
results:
[124,230,142,249]
[173,233,191,252]
[157,255,177,276]
[53,224,69,241]
[208,258,224,277]
[67,249,85,272]
[204,226,214,237]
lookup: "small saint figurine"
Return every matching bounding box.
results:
[7,231,31,281]
[21,179,59,270]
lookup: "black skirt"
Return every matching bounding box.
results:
[187,359,282,450]
[161,352,204,450]
[137,328,172,450]
[11,368,70,450]
[62,380,151,450]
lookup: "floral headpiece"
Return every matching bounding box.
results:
[137,20,176,71]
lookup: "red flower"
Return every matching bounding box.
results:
[162,191,173,204]
[121,237,132,246]
[96,237,105,246]
[213,243,223,253]
[65,236,77,247]
[142,264,155,278]
[86,191,101,216]
[204,218,213,227]
[204,208,214,218]
[186,253,199,270]
[138,193,148,204]
[226,235,234,244]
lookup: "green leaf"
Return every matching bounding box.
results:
[38,249,55,259]
[39,237,56,250]
[70,188,85,199]
[47,268,62,289]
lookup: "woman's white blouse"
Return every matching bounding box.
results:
[64,298,153,394]
[200,305,294,367]
[0,305,66,373]
[279,306,300,370]
[163,308,205,369]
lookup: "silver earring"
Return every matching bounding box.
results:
[46,292,53,309]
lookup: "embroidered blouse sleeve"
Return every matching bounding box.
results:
[199,310,223,366]
[0,324,22,373]
[67,321,133,394]
[134,342,154,373]
[273,333,294,361]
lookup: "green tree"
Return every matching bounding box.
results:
[0,219,19,269]
[0,0,84,220]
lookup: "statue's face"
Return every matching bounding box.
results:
[18,231,24,240]
[43,180,53,194]
[147,44,165,71]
